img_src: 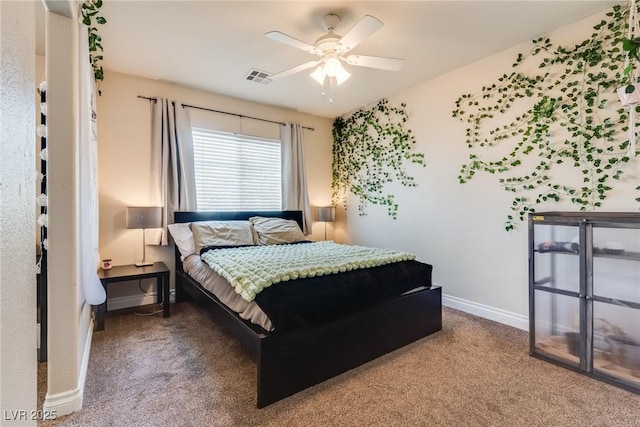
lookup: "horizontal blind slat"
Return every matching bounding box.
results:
[192,127,282,210]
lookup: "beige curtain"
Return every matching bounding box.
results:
[151,99,197,245]
[280,123,312,234]
[78,22,105,304]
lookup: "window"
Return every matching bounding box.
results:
[191,128,282,210]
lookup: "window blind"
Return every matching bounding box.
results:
[192,127,282,211]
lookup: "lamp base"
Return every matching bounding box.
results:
[135,261,154,267]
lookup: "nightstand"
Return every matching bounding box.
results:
[96,261,170,331]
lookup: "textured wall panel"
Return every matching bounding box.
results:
[0,1,37,424]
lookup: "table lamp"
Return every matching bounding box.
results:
[316,206,336,240]
[126,206,162,267]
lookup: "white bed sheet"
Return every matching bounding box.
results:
[182,254,274,332]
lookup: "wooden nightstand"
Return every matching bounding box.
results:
[96,261,170,331]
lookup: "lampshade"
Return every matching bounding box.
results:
[310,66,326,85]
[316,206,336,222]
[310,58,351,86]
[324,56,342,77]
[126,206,162,230]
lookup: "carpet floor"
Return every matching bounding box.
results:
[39,302,640,426]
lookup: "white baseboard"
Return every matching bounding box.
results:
[442,291,528,331]
[107,293,158,311]
[42,316,94,416]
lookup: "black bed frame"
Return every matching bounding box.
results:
[174,210,442,408]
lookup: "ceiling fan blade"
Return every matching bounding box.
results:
[269,61,320,80]
[337,15,383,52]
[345,54,404,71]
[265,31,319,55]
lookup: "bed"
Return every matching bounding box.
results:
[172,210,442,408]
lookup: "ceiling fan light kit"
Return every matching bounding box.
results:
[265,12,404,101]
[311,54,351,85]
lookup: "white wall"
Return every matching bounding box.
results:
[43,2,95,416]
[97,71,334,305]
[0,1,37,424]
[341,9,639,330]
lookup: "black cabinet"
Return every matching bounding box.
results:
[529,212,640,394]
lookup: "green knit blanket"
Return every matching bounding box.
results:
[200,241,415,302]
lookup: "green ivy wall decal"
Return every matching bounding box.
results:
[332,98,426,219]
[452,3,640,231]
[81,0,107,92]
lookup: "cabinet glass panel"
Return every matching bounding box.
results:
[533,224,580,293]
[533,289,580,366]
[593,226,640,306]
[593,302,640,386]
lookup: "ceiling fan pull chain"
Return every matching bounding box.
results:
[329,77,334,103]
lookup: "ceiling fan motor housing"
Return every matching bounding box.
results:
[314,34,342,54]
[321,13,341,32]
[315,13,345,54]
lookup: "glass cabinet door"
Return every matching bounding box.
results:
[591,224,640,387]
[532,224,581,294]
[533,290,581,366]
[531,223,583,366]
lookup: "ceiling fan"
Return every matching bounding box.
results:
[265,13,404,100]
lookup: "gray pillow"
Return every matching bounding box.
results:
[248,216,305,245]
[190,220,256,253]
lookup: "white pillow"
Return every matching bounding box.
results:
[249,216,305,245]
[167,222,196,260]
[191,220,256,254]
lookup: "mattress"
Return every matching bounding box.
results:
[182,254,274,331]
[253,259,433,333]
[183,250,433,334]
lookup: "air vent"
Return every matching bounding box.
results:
[245,69,272,84]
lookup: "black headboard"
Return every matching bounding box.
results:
[173,210,303,230]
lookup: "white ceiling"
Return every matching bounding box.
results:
[78,1,619,118]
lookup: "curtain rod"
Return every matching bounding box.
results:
[137,95,314,131]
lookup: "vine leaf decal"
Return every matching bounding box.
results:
[452,4,639,231]
[81,0,107,93]
[332,98,426,219]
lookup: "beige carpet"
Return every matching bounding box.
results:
[39,302,640,426]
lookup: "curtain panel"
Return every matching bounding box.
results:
[280,123,312,234]
[79,22,105,304]
[151,99,197,245]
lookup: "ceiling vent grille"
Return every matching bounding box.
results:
[245,69,272,84]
